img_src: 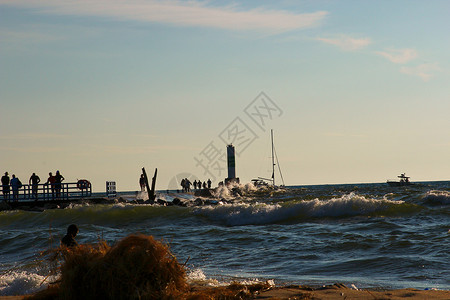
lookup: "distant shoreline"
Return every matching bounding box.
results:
[111,179,450,193]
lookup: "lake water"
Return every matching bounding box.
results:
[1,181,449,295]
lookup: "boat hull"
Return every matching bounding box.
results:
[387,181,414,187]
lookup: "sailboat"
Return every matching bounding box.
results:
[251,129,285,189]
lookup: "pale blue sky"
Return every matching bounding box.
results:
[1,1,449,191]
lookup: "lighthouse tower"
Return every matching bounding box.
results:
[225,144,240,185]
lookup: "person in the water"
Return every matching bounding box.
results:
[61,224,79,247]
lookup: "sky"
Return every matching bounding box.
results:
[0,0,449,192]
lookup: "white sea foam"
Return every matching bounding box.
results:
[135,190,166,201]
[186,268,221,286]
[211,182,257,199]
[64,202,91,209]
[186,268,275,288]
[136,190,148,200]
[212,185,233,199]
[0,270,51,296]
[187,268,207,281]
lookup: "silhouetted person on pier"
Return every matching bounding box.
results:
[140,174,146,191]
[180,178,186,192]
[46,172,56,199]
[1,172,10,201]
[207,179,212,189]
[185,178,192,192]
[29,173,40,200]
[54,170,65,199]
[61,224,79,248]
[202,181,207,189]
[193,180,198,190]
[10,174,22,201]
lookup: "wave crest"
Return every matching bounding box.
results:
[0,270,50,296]
[423,190,450,205]
[193,193,407,226]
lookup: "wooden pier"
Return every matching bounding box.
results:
[0,182,94,210]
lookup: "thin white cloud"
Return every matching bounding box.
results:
[316,35,371,51]
[0,29,60,43]
[400,63,440,82]
[66,142,198,156]
[96,145,159,155]
[0,28,65,51]
[133,134,160,139]
[0,146,63,153]
[0,0,328,34]
[376,48,418,64]
[0,133,68,140]
[323,132,367,138]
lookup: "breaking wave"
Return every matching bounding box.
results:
[211,182,258,199]
[422,190,450,205]
[0,270,53,296]
[193,193,413,226]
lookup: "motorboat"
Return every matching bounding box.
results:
[387,173,414,186]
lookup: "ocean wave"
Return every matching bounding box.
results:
[193,193,411,226]
[422,190,450,205]
[0,191,421,229]
[0,270,52,296]
[186,268,274,288]
[300,192,408,217]
[0,203,188,231]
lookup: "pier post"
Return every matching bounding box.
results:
[142,167,157,201]
[150,168,157,201]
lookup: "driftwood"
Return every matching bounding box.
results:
[142,167,157,201]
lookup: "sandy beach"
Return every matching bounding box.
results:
[255,284,450,299]
[1,284,449,300]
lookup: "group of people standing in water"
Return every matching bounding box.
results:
[180,178,212,193]
[1,170,65,201]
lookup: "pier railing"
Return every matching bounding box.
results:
[0,182,92,203]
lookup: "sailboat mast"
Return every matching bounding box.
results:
[271,129,275,186]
